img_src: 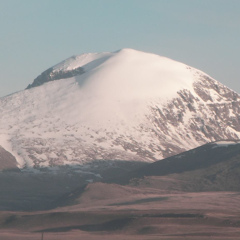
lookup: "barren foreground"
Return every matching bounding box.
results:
[1,142,240,239]
[1,184,240,240]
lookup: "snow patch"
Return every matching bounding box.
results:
[211,140,240,148]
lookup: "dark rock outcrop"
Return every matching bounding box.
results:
[26,66,84,89]
[0,146,18,171]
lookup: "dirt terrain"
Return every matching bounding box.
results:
[1,182,240,240]
[1,142,240,239]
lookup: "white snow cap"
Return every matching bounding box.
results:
[52,48,196,126]
[75,48,194,99]
[1,48,239,168]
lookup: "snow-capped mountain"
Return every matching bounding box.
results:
[1,48,240,169]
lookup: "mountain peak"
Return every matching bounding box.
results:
[115,48,141,54]
[26,49,192,91]
[1,49,240,168]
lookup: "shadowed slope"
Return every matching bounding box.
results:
[106,140,240,191]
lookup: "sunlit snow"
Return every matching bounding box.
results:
[1,48,240,168]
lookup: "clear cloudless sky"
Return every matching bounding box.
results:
[0,0,240,97]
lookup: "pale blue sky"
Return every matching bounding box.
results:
[1,0,240,97]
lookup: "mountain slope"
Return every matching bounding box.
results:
[0,48,240,168]
[109,140,240,190]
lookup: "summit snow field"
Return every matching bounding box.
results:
[0,48,240,169]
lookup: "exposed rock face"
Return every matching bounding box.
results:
[0,146,18,170]
[26,66,84,89]
[0,49,240,169]
[148,72,240,158]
